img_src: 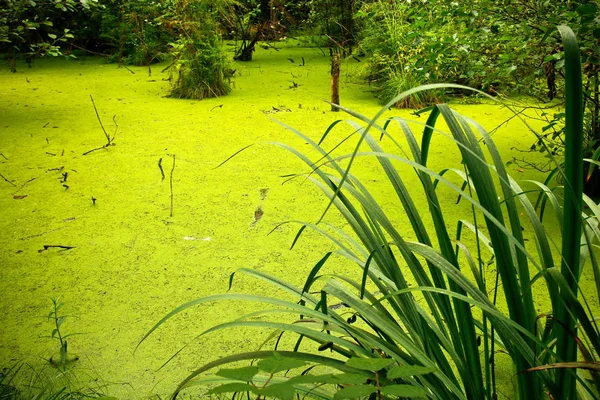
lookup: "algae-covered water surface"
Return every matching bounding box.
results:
[0,45,568,398]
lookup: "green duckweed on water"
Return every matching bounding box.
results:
[0,44,586,398]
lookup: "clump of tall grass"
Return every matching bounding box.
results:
[168,32,231,100]
[0,362,113,400]
[379,67,443,108]
[141,26,599,399]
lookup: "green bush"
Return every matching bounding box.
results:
[98,0,174,66]
[167,32,231,100]
[355,1,545,105]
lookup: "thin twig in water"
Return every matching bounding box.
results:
[84,96,118,155]
[85,145,111,156]
[169,154,176,217]
[0,153,7,160]
[112,115,118,139]
[20,227,64,240]
[158,157,165,180]
[90,95,110,144]
[83,146,106,156]
[0,173,16,187]
[161,57,179,74]
[119,63,135,74]
[18,177,36,190]
[511,157,555,173]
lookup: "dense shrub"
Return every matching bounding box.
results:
[168,32,231,99]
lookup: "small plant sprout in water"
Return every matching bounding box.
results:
[46,297,80,368]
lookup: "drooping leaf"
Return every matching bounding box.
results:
[287,372,368,385]
[257,353,306,374]
[387,365,436,379]
[216,366,258,381]
[301,251,332,294]
[380,384,427,397]
[207,382,255,395]
[346,357,394,371]
[257,382,296,400]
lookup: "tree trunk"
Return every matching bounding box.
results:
[331,53,341,112]
[234,31,261,61]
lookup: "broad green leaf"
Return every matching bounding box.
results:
[387,365,436,379]
[346,357,394,371]
[257,382,296,400]
[207,382,255,395]
[288,373,368,385]
[577,3,597,15]
[47,33,57,39]
[380,384,427,397]
[287,374,332,385]
[216,366,258,381]
[333,384,376,399]
[258,353,306,374]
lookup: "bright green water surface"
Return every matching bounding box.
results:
[0,44,576,398]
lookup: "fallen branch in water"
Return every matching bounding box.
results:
[83,95,118,156]
[0,172,16,187]
[38,244,76,253]
[158,157,165,180]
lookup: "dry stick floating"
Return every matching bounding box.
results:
[169,154,175,217]
[20,227,64,240]
[0,173,16,187]
[38,245,76,253]
[112,115,118,138]
[118,62,135,74]
[18,177,36,189]
[161,57,178,74]
[83,95,118,156]
[91,94,110,143]
[158,157,165,180]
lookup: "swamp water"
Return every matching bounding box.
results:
[0,44,581,398]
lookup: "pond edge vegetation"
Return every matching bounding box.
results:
[137,25,600,400]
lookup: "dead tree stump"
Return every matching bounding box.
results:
[331,53,341,112]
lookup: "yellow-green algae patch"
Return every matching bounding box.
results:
[0,45,590,398]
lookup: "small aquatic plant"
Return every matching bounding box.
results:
[141,26,598,399]
[47,297,79,369]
